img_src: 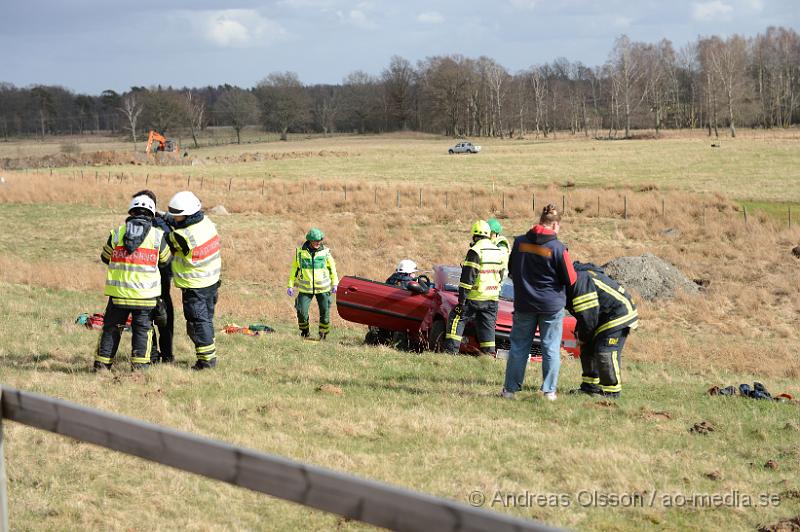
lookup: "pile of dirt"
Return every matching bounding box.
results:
[1,150,192,170]
[603,253,699,300]
[209,150,352,164]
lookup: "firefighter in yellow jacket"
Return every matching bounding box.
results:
[287,228,338,339]
[165,191,222,370]
[445,220,504,355]
[95,195,171,371]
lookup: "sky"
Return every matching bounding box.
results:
[1,0,797,95]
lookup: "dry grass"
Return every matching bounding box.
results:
[1,133,800,530]
[1,170,799,377]
[8,129,800,202]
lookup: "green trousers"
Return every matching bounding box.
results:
[295,291,331,336]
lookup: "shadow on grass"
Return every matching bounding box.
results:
[0,353,196,375]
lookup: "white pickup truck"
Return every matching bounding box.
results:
[448,141,481,154]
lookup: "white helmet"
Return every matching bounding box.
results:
[128,194,156,216]
[168,191,201,216]
[396,259,418,274]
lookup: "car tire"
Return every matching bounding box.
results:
[428,319,446,352]
[448,150,454,154]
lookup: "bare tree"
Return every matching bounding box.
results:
[382,56,415,130]
[708,34,749,137]
[215,88,259,144]
[185,91,206,148]
[610,35,648,138]
[481,57,509,137]
[341,71,381,133]
[255,72,311,140]
[119,94,144,150]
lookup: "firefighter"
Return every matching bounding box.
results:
[566,262,638,398]
[131,189,175,364]
[165,191,222,370]
[95,195,171,371]
[287,228,339,339]
[488,217,510,275]
[445,220,504,355]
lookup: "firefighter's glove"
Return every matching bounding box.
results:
[287,288,294,297]
[453,304,464,317]
[332,285,337,294]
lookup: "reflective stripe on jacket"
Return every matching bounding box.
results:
[170,217,222,289]
[566,263,638,341]
[288,245,338,294]
[459,238,504,301]
[104,225,165,299]
[493,234,510,275]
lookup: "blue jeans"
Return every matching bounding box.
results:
[503,309,564,394]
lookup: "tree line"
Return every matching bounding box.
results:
[1,26,798,145]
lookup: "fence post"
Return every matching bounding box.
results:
[107,172,111,183]
[562,194,566,214]
[187,175,191,187]
[445,191,448,209]
[0,387,8,532]
[661,198,665,217]
[200,176,204,189]
[743,206,748,224]
[789,206,792,228]
[396,190,400,208]
[532,193,535,213]
[597,196,600,217]
[374,186,377,205]
[418,188,422,208]
[502,192,505,211]
[228,178,232,192]
[623,196,628,220]
[344,184,347,202]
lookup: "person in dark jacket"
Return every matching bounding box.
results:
[566,262,638,398]
[501,204,576,401]
[132,190,175,364]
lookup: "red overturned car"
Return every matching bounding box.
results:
[336,265,579,361]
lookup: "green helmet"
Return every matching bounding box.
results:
[487,218,503,234]
[306,228,324,241]
[470,220,491,238]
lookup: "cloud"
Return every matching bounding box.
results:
[742,0,764,11]
[417,11,444,24]
[508,0,537,9]
[691,1,734,20]
[337,8,378,29]
[182,9,288,48]
[613,15,633,29]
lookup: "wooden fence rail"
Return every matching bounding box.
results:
[0,386,559,532]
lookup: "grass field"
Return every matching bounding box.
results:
[1,131,799,530]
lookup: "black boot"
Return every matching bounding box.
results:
[92,361,112,372]
[131,362,151,371]
[300,330,310,338]
[319,332,328,340]
[192,358,218,371]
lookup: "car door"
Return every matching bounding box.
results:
[336,276,435,332]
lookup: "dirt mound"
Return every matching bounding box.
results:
[210,150,353,164]
[603,253,699,300]
[0,150,192,170]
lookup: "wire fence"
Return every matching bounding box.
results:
[0,385,560,532]
[6,168,798,229]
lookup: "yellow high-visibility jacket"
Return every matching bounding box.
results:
[288,244,338,294]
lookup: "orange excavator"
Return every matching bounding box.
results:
[145,130,178,154]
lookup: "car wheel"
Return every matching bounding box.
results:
[428,319,446,352]
[448,150,454,154]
